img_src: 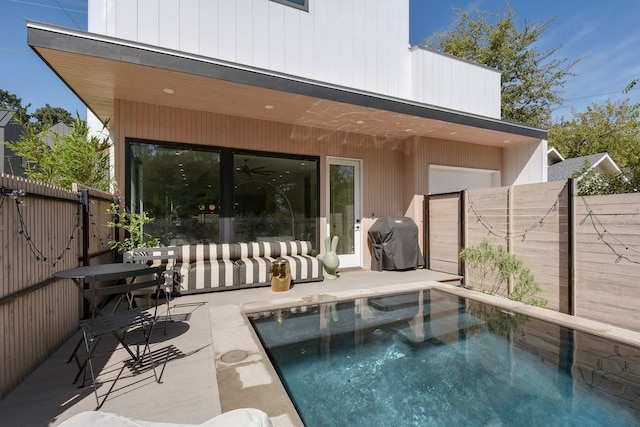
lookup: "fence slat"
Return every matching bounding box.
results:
[0,174,114,398]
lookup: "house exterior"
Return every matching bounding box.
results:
[547,148,620,181]
[1,112,73,178]
[0,109,26,177]
[26,0,547,270]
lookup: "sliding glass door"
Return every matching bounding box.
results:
[128,140,318,247]
[233,153,318,243]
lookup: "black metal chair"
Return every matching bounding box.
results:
[124,246,180,334]
[78,264,167,409]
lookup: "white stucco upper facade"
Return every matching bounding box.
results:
[88,0,501,118]
[411,47,501,119]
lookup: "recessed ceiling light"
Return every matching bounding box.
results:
[356,120,364,125]
[264,104,274,110]
[163,88,174,94]
[503,139,511,143]
[450,131,458,135]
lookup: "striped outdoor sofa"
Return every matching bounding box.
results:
[131,240,323,294]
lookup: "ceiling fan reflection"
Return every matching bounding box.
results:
[237,159,275,177]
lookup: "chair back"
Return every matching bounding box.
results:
[124,247,179,266]
[83,265,165,316]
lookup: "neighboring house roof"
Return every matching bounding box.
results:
[0,108,17,127]
[547,147,565,165]
[40,122,72,147]
[548,152,621,181]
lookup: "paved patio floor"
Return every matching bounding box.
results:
[5,267,640,426]
[0,268,461,427]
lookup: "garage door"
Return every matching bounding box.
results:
[429,165,500,194]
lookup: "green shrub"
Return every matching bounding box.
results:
[460,239,547,307]
[106,203,161,252]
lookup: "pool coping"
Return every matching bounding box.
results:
[209,280,640,426]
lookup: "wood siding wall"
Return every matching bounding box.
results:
[429,181,570,312]
[112,100,506,269]
[427,193,461,275]
[574,193,640,330]
[428,181,640,332]
[0,175,114,398]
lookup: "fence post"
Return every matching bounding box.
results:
[423,194,429,269]
[568,178,576,315]
[507,185,514,294]
[459,190,466,277]
[79,189,90,266]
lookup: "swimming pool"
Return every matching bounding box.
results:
[250,289,640,426]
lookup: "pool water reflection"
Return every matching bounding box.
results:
[250,290,640,426]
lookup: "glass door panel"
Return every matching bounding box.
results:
[327,158,362,268]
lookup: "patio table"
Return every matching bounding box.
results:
[54,263,160,383]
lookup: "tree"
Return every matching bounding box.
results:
[573,163,640,196]
[423,5,578,128]
[30,104,74,134]
[1,88,75,132]
[0,89,29,120]
[548,99,640,169]
[3,115,112,191]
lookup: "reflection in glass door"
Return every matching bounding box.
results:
[327,158,362,268]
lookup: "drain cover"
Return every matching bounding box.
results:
[221,350,249,363]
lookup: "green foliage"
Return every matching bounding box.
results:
[423,4,578,128]
[30,104,74,134]
[0,89,29,120]
[549,99,640,169]
[460,239,547,307]
[573,163,640,195]
[106,203,161,252]
[3,115,111,191]
[465,301,530,337]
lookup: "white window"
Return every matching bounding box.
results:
[429,165,501,194]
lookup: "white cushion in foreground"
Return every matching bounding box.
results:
[57,408,273,427]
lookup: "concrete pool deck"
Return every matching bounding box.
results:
[2,268,640,426]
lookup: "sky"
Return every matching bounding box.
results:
[1,0,639,124]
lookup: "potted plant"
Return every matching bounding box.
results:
[106,203,162,308]
[106,203,161,253]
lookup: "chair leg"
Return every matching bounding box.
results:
[81,332,102,409]
[135,315,166,384]
[162,276,174,335]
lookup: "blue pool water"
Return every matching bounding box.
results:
[250,290,640,426]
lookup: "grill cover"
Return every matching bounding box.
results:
[368,217,424,271]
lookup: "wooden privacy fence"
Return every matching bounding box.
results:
[0,174,114,398]
[427,180,640,332]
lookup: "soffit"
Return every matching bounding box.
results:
[28,23,546,147]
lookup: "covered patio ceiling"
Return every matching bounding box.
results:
[27,21,546,148]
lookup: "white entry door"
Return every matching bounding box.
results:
[326,158,362,268]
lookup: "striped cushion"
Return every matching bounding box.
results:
[176,244,236,263]
[237,242,272,258]
[183,260,237,291]
[236,257,273,285]
[173,240,321,293]
[278,254,322,282]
